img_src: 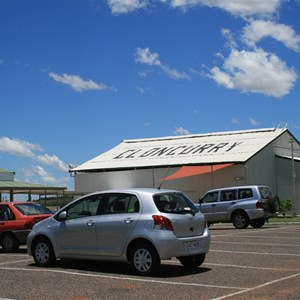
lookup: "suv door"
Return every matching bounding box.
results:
[96,193,140,256]
[214,189,238,221]
[199,191,219,222]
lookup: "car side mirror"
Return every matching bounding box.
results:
[57,211,67,221]
[199,199,203,204]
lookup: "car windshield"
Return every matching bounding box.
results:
[259,187,273,199]
[153,192,197,215]
[14,203,53,215]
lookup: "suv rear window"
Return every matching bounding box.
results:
[258,187,273,199]
[153,193,197,215]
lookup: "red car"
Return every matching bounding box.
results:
[0,202,52,252]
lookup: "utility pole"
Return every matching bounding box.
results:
[289,138,297,216]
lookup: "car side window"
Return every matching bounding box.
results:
[220,190,237,202]
[102,193,139,215]
[238,188,253,199]
[65,195,102,219]
[201,192,218,203]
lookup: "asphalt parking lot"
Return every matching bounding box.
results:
[1,224,300,300]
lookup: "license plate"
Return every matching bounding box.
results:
[187,241,200,251]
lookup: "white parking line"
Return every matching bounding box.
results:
[205,262,299,272]
[0,259,32,265]
[0,266,246,291]
[209,272,300,300]
[212,234,300,240]
[210,249,300,257]
[213,240,300,247]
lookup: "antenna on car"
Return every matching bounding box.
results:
[157,167,171,190]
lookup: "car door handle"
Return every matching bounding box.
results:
[86,220,96,226]
[124,218,134,224]
[211,204,217,207]
[0,222,5,225]
[231,202,236,205]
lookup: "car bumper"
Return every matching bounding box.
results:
[153,227,211,259]
[247,209,277,220]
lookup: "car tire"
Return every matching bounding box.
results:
[1,233,19,253]
[130,242,160,276]
[249,219,265,228]
[32,238,56,267]
[178,253,206,268]
[232,211,249,229]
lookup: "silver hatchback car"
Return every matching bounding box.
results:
[27,188,210,276]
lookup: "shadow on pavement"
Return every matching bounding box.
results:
[28,258,211,278]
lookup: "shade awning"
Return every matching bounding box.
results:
[162,163,233,181]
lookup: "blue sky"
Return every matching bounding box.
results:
[1,0,300,193]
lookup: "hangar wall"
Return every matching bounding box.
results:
[74,129,300,212]
[75,164,248,203]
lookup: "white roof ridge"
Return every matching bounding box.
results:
[122,127,283,143]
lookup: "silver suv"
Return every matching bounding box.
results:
[197,185,279,229]
[27,188,210,276]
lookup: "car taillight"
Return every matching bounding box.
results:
[152,215,173,231]
[256,200,264,209]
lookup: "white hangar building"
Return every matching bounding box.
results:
[71,127,300,214]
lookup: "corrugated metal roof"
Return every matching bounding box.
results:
[72,128,288,172]
[0,181,67,194]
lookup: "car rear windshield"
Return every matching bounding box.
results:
[153,192,197,215]
[258,187,273,199]
[14,203,52,215]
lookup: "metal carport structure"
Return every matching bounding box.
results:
[0,169,67,202]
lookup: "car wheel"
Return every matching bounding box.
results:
[232,211,249,229]
[130,243,160,276]
[32,238,56,267]
[250,219,265,228]
[178,253,206,268]
[1,233,19,252]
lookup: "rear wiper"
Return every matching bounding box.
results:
[177,209,195,216]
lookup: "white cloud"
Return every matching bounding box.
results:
[242,20,300,52]
[231,117,239,124]
[174,127,191,135]
[0,137,42,158]
[27,166,58,185]
[221,28,237,49]
[36,154,69,173]
[249,117,261,126]
[49,72,111,92]
[208,48,297,98]
[108,0,148,14]
[135,47,161,66]
[24,166,71,187]
[0,136,70,173]
[164,0,282,18]
[135,47,189,79]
